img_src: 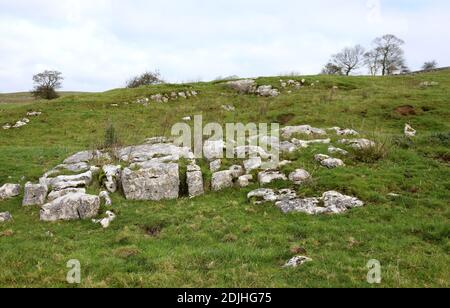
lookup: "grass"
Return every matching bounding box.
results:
[0,71,449,288]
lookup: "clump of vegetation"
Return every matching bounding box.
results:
[126,70,164,88]
[104,122,120,149]
[31,70,63,100]
[351,139,391,163]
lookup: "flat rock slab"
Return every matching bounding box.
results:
[40,193,100,222]
[0,184,20,200]
[121,163,180,201]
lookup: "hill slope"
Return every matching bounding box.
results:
[0,71,449,287]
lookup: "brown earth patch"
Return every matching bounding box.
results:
[395,105,416,116]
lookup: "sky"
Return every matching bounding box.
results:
[0,0,449,92]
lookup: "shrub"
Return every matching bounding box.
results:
[31,70,63,100]
[126,70,163,88]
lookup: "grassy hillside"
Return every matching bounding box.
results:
[0,71,449,287]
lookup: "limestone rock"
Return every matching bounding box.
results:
[118,143,194,163]
[248,188,296,204]
[243,157,262,173]
[47,188,86,202]
[315,154,345,169]
[275,198,324,214]
[328,146,349,156]
[258,170,287,185]
[289,169,311,185]
[121,163,179,201]
[256,85,279,97]
[49,171,93,191]
[405,124,417,137]
[211,171,233,191]
[235,146,270,160]
[22,182,48,206]
[229,165,245,179]
[99,191,112,206]
[322,191,364,214]
[282,125,327,138]
[187,165,204,198]
[227,79,257,94]
[203,140,225,161]
[210,159,222,172]
[328,127,359,136]
[102,165,122,193]
[283,256,313,268]
[40,193,100,222]
[238,175,253,188]
[0,212,12,223]
[0,184,20,200]
[339,139,376,150]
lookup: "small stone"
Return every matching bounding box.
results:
[92,211,116,229]
[405,124,417,137]
[0,212,12,223]
[258,170,287,185]
[99,191,112,206]
[289,169,311,185]
[187,165,204,198]
[328,146,349,156]
[283,256,313,268]
[238,175,253,188]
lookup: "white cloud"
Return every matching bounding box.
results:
[0,0,449,92]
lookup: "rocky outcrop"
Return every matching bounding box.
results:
[121,163,180,201]
[227,79,257,94]
[283,256,312,268]
[22,182,48,206]
[256,85,279,97]
[47,188,86,202]
[281,125,327,138]
[248,188,364,215]
[40,193,100,222]
[0,184,20,200]
[48,170,93,191]
[118,143,194,163]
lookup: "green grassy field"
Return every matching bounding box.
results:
[0,71,449,288]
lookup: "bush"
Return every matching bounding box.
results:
[31,85,59,100]
[104,123,120,149]
[351,139,390,163]
[126,71,163,88]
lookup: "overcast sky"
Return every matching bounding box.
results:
[0,0,448,92]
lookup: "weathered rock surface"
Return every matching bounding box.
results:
[256,85,280,97]
[328,146,349,156]
[328,127,359,136]
[339,139,376,150]
[322,191,364,214]
[282,125,327,138]
[49,171,93,191]
[211,171,234,191]
[0,184,20,200]
[99,191,112,206]
[121,163,179,201]
[283,256,313,268]
[238,175,253,188]
[258,170,287,185]
[227,79,257,94]
[118,143,194,163]
[248,188,296,205]
[210,159,222,172]
[0,212,12,223]
[40,193,100,222]
[289,169,311,185]
[235,146,270,159]
[203,140,225,161]
[47,188,86,202]
[315,154,345,169]
[243,157,262,173]
[229,165,245,179]
[187,164,204,198]
[22,182,48,206]
[102,165,122,193]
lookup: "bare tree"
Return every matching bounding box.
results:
[372,34,406,76]
[330,45,365,76]
[364,49,382,76]
[422,60,438,71]
[31,70,63,100]
[321,62,344,75]
[126,70,163,88]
